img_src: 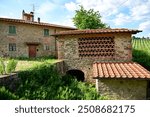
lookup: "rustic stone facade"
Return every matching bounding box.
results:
[96,79,147,100]
[56,33,132,82]
[54,29,150,99]
[0,23,68,57]
[0,11,75,58]
[57,33,132,61]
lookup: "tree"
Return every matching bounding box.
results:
[73,6,108,29]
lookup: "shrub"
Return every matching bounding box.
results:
[58,75,106,100]
[17,63,105,100]
[17,64,62,99]
[0,86,19,100]
[0,58,6,75]
[132,49,150,70]
[6,59,18,73]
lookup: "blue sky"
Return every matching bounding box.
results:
[0,0,150,37]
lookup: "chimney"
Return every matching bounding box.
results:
[22,10,34,21]
[22,10,25,19]
[30,12,34,21]
[38,17,40,23]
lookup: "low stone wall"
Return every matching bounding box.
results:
[54,60,66,75]
[96,79,147,100]
[0,73,20,92]
[0,61,66,92]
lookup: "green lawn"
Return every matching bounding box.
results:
[0,57,59,74]
[15,59,58,71]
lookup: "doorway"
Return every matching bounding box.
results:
[28,45,37,58]
[66,69,85,82]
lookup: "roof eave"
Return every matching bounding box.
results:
[52,30,142,36]
[0,17,76,29]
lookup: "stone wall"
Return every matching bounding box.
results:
[57,33,132,61]
[0,73,20,92]
[56,33,132,83]
[0,21,72,57]
[96,79,147,100]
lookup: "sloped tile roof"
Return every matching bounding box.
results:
[52,28,142,36]
[0,17,76,29]
[93,62,150,79]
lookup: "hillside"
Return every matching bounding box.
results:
[132,39,150,70]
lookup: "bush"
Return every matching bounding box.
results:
[16,63,105,100]
[0,58,6,75]
[6,59,18,73]
[132,49,150,70]
[17,64,62,99]
[0,86,19,100]
[15,56,56,61]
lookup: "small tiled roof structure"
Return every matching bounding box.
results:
[0,17,76,29]
[52,28,142,36]
[93,62,150,79]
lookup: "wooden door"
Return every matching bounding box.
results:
[29,45,36,58]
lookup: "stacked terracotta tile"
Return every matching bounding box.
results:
[78,37,115,58]
[93,62,150,79]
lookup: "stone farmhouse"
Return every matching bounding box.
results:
[1,10,150,100]
[0,10,75,58]
[52,29,150,99]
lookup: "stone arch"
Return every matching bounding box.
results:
[66,69,85,82]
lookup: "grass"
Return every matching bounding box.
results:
[132,38,150,70]
[15,59,58,71]
[1,61,105,100]
[0,57,59,73]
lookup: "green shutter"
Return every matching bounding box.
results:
[44,29,49,36]
[9,26,16,34]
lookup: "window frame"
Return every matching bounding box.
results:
[44,45,50,51]
[44,29,49,36]
[9,43,16,51]
[9,25,16,34]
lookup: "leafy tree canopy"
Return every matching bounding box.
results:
[73,5,108,29]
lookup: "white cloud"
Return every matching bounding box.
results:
[113,13,131,26]
[131,3,150,21]
[139,21,150,30]
[65,2,78,11]
[65,0,126,16]
[64,0,150,23]
[37,1,56,15]
[51,15,75,27]
[63,0,150,37]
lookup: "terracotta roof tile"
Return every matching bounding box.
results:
[0,17,76,29]
[93,62,150,79]
[52,28,142,36]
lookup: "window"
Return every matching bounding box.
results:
[9,43,16,51]
[44,29,49,36]
[78,36,115,58]
[9,26,16,34]
[44,45,50,50]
